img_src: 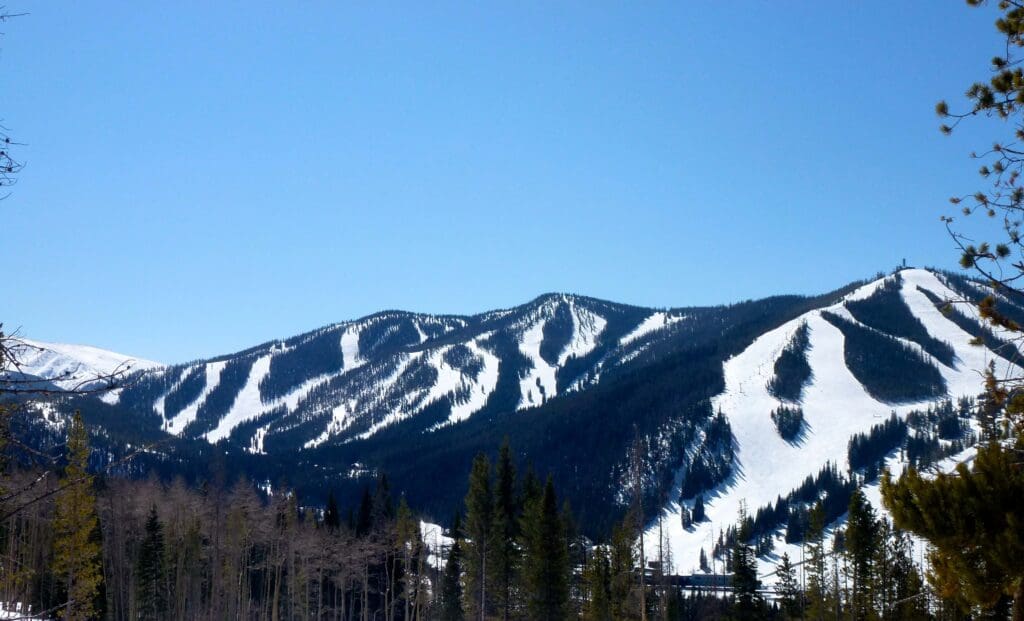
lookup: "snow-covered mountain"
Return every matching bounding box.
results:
[99,294,694,453]
[643,268,1018,575]
[4,338,161,391]
[18,268,1015,561]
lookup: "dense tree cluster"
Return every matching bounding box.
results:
[820,311,947,403]
[845,274,958,367]
[847,413,908,474]
[766,322,812,403]
[770,405,805,443]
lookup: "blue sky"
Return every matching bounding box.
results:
[2,2,1007,363]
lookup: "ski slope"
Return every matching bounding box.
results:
[645,269,1020,575]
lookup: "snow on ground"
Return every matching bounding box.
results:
[340,325,364,371]
[517,319,557,409]
[557,303,607,366]
[619,312,685,347]
[644,270,1001,575]
[206,355,273,443]
[420,520,455,573]
[165,361,227,433]
[443,340,500,425]
[153,366,192,419]
[14,338,160,386]
[351,354,420,440]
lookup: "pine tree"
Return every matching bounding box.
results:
[136,504,167,620]
[692,494,706,523]
[882,442,1024,619]
[845,488,878,621]
[520,477,569,621]
[731,501,762,621]
[439,514,465,621]
[52,412,103,621]
[324,491,341,532]
[488,438,517,621]
[775,552,802,620]
[610,508,642,620]
[463,453,493,621]
[804,502,829,621]
[371,473,394,528]
[355,486,373,536]
[699,547,710,573]
[582,546,613,621]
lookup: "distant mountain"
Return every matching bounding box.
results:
[16,268,1014,574]
[4,338,161,392]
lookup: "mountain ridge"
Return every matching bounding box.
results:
[15,267,1007,575]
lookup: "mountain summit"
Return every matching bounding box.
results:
[21,268,1011,573]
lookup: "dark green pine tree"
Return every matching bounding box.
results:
[581,546,612,621]
[520,477,569,621]
[355,486,373,536]
[371,473,394,529]
[323,491,341,532]
[439,514,465,621]
[774,552,802,620]
[488,438,517,621]
[699,547,710,573]
[844,488,878,621]
[463,453,493,621]
[693,494,706,523]
[135,504,167,620]
[731,502,762,621]
[804,502,830,621]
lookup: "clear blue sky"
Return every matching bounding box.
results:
[2,2,1007,363]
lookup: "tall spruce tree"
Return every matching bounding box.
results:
[463,453,493,621]
[324,491,341,532]
[845,488,878,621]
[775,552,802,620]
[582,546,613,621]
[136,504,167,620]
[804,502,829,621]
[488,438,517,621]
[730,502,762,621]
[52,412,103,621]
[520,477,569,621]
[440,514,465,621]
[610,508,642,620]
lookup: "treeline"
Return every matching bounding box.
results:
[1,412,448,620]
[820,311,947,403]
[766,322,812,403]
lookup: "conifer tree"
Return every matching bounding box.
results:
[520,477,569,621]
[582,546,613,621]
[845,488,878,621]
[52,412,103,621]
[692,494,706,523]
[730,502,762,621]
[610,508,642,620]
[324,491,341,532]
[775,552,802,620]
[463,453,493,620]
[804,502,829,621]
[136,504,167,620]
[439,514,465,621]
[488,438,517,621]
[355,486,373,536]
[882,442,1024,619]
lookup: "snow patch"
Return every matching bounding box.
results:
[165,361,227,434]
[206,355,273,443]
[517,319,557,409]
[619,312,684,347]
